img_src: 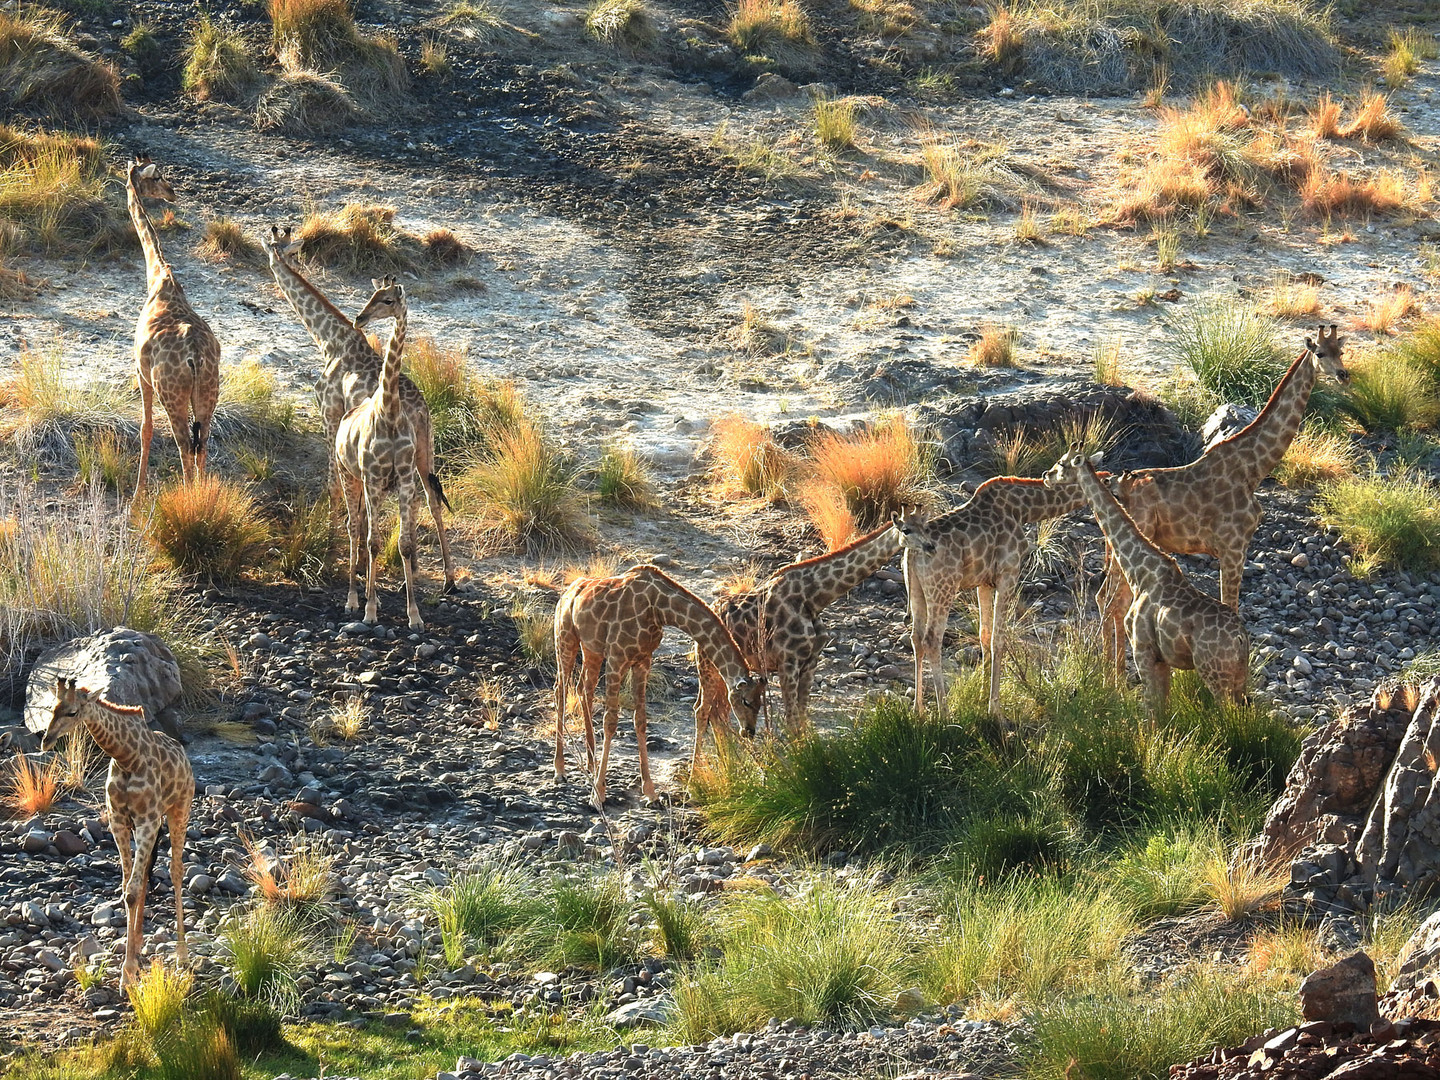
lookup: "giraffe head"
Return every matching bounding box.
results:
[41,677,91,751]
[890,506,937,555]
[129,155,175,202]
[1305,323,1349,385]
[730,676,763,737]
[1042,448,1102,490]
[265,225,303,267]
[354,276,405,330]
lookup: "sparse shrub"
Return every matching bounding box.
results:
[254,69,360,134]
[455,421,589,552]
[710,416,793,501]
[1339,355,1440,432]
[969,322,1018,367]
[1027,968,1298,1080]
[419,36,450,77]
[675,880,916,1041]
[727,0,811,57]
[217,905,316,1011]
[5,752,59,816]
[1274,424,1358,487]
[422,227,467,266]
[146,476,273,581]
[425,863,542,966]
[594,441,654,508]
[182,17,261,102]
[806,417,930,532]
[585,0,656,51]
[293,203,416,274]
[1109,824,1220,920]
[1162,297,1286,409]
[1317,469,1440,574]
[197,218,263,264]
[814,95,857,151]
[0,7,121,118]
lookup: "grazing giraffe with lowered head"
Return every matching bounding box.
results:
[262,226,456,595]
[1098,326,1348,676]
[40,678,192,990]
[1045,451,1250,715]
[126,156,220,501]
[892,476,1095,717]
[336,276,428,629]
[554,565,761,808]
[701,522,900,732]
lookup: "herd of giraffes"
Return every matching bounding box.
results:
[32,157,1353,991]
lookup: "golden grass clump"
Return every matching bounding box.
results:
[1274,425,1359,488]
[255,69,359,135]
[0,124,120,255]
[0,7,121,118]
[145,476,274,581]
[1308,92,1341,140]
[182,16,261,102]
[423,226,467,266]
[595,441,655,509]
[710,415,793,501]
[585,0,657,52]
[814,95,858,151]
[1338,92,1402,143]
[978,6,1023,66]
[1267,272,1321,320]
[1206,849,1286,923]
[727,0,811,57]
[245,834,335,909]
[1299,169,1404,218]
[454,421,589,553]
[6,752,59,816]
[806,417,929,533]
[1359,284,1420,336]
[197,217,263,265]
[797,479,858,550]
[969,322,1019,367]
[294,203,416,273]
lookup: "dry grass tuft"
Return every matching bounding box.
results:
[1274,424,1359,488]
[294,203,417,273]
[145,476,273,582]
[585,0,656,52]
[969,322,1019,368]
[806,417,930,532]
[454,421,590,553]
[1205,848,1286,922]
[814,95,858,151]
[729,302,793,356]
[245,834,335,910]
[594,441,654,509]
[727,0,811,57]
[1267,271,1321,320]
[1299,168,1405,218]
[711,417,793,501]
[797,480,858,550]
[0,124,122,255]
[269,0,406,108]
[0,7,121,119]
[197,218,263,265]
[1358,285,1420,336]
[1382,28,1422,89]
[1248,922,1328,977]
[1338,93,1402,143]
[255,70,359,135]
[6,753,59,816]
[423,227,467,266]
[978,6,1023,66]
[1309,92,1341,139]
[182,16,261,102]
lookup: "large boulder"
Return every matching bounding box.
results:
[24,627,184,741]
[1355,681,1440,900]
[1383,912,1440,1020]
[1201,403,1259,449]
[1298,952,1381,1028]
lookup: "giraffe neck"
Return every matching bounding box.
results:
[266,248,373,364]
[377,304,407,422]
[126,167,167,292]
[647,570,751,685]
[978,476,1089,522]
[1075,461,1176,592]
[80,699,147,773]
[791,524,900,609]
[1211,348,1317,483]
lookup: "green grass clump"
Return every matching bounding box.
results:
[454,420,590,552]
[424,863,543,967]
[217,905,317,1012]
[674,880,917,1041]
[1317,469,1440,575]
[504,873,639,972]
[404,336,524,458]
[182,16,261,101]
[1108,824,1221,920]
[1026,968,1298,1080]
[0,124,122,254]
[1339,355,1440,433]
[1162,297,1287,411]
[640,889,709,962]
[814,95,858,150]
[594,441,654,508]
[1388,316,1440,385]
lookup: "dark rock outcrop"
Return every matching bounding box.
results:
[1167,1017,1440,1080]
[1299,952,1381,1028]
[23,627,185,741]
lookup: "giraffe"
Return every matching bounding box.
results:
[336,276,427,629]
[126,156,220,501]
[701,522,900,732]
[1097,325,1348,676]
[1044,451,1250,714]
[262,226,456,594]
[891,476,1093,717]
[553,565,761,808]
[40,678,192,990]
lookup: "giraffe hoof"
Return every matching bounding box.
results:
[441,579,461,595]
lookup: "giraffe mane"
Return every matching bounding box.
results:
[1080,459,1185,574]
[774,521,895,577]
[94,696,149,717]
[1204,345,1312,453]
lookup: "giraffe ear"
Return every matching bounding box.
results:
[1305,336,1316,352]
[139,163,158,179]
[371,278,385,291]
[1087,451,1103,465]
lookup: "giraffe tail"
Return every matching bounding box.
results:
[190,420,203,455]
[427,472,452,513]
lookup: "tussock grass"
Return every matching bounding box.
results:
[182,17,261,102]
[425,863,543,966]
[1026,968,1298,1080]
[1205,847,1285,921]
[506,874,640,973]
[1339,355,1440,433]
[255,69,359,134]
[675,881,916,1041]
[923,878,1131,1008]
[1162,297,1286,410]
[1384,27,1420,87]
[145,476,272,581]
[422,226,467,266]
[1109,824,1220,920]
[5,752,59,816]
[419,37,450,78]
[1092,338,1123,385]
[1299,167,1405,218]
[594,441,654,509]
[1248,921,1327,976]
[968,321,1019,367]
[0,7,121,118]
[727,0,811,59]
[218,905,316,1011]
[585,0,656,51]
[1309,92,1341,139]
[197,218,263,265]
[1339,92,1402,142]
[269,0,406,105]
[918,141,1027,212]
[710,416,793,501]
[276,490,336,585]
[1388,317,1440,385]
[128,961,193,1049]
[454,421,589,553]
[244,834,335,914]
[509,596,554,665]
[985,412,1116,480]
[294,203,418,274]
[405,336,521,457]
[213,358,300,444]
[797,479,858,550]
[1267,271,1320,320]
[850,0,922,38]
[0,125,122,255]
[0,346,135,460]
[1274,423,1358,487]
[1317,468,1440,575]
[729,302,793,356]
[806,417,930,532]
[74,429,133,493]
[640,890,709,962]
[1359,284,1419,336]
[814,95,857,151]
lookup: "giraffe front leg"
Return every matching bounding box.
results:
[362,491,381,625]
[134,375,155,502]
[398,486,424,631]
[168,807,189,967]
[987,577,1014,719]
[580,649,602,773]
[593,665,623,810]
[340,475,365,615]
[633,660,657,804]
[122,820,160,989]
